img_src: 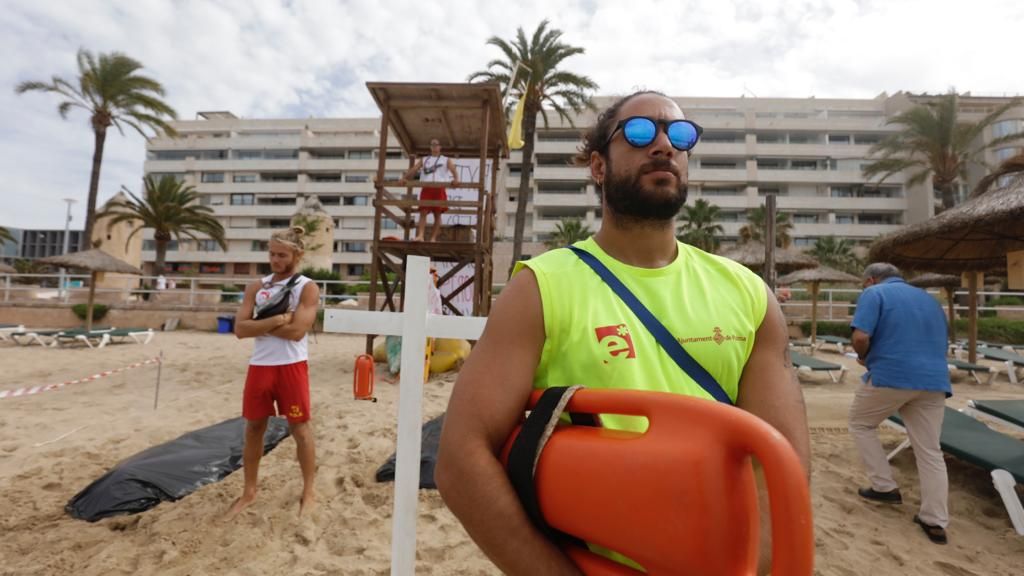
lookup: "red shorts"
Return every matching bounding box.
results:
[419,187,448,215]
[243,361,311,423]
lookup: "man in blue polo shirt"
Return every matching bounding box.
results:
[848,262,952,545]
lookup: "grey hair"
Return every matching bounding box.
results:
[862,262,900,281]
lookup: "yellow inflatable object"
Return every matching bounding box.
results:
[373,340,387,363]
[433,338,471,360]
[429,350,461,374]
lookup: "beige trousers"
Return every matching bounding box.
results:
[848,382,949,528]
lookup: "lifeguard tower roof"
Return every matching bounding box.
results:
[366,82,509,159]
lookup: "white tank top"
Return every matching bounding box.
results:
[420,155,452,183]
[250,273,312,366]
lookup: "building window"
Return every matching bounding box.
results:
[197,240,221,252]
[793,214,819,224]
[341,218,368,229]
[310,173,341,182]
[995,147,1020,162]
[700,160,740,169]
[348,150,374,159]
[199,263,224,274]
[256,219,291,228]
[342,242,367,252]
[142,240,178,251]
[234,150,264,160]
[757,159,785,169]
[835,214,855,224]
[993,119,1021,139]
[790,160,819,171]
[854,134,881,145]
[252,240,270,251]
[343,195,369,206]
[233,174,258,183]
[347,264,366,276]
[831,186,854,198]
[234,263,251,275]
[381,218,398,229]
[318,195,341,206]
[264,149,298,159]
[702,187,741,196]
[793,237,816,247]
[201,172,225,183]
[231,193,255,205]
[344,174,370,183]
[385,150,403,159]
[260,173,298,182]
[256,196,296,206]
[828,134,851,144]
[787,134,816,144]
[149,172,185,183]
[756,133,783,144]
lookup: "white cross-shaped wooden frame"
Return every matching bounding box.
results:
[323,256,487,576]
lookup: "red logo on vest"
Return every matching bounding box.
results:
[595,324,636,363]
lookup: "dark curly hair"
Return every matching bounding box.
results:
[571,90,669,167]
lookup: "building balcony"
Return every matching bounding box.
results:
[690,168,751,182]
[533,165,590,180]
[533,193,599,208]
[533,140,582,154]
[694,142,748,155]
[777,196,906,211]
[198,182,302,194]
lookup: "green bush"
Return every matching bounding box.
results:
[71,303,108,322]
[301,267,347,295]
[798,320,851,338]
[220,284,242,303]
[953,317,1024,345]
[980,295,1024,318]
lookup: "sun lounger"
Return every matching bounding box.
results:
[948,359,996,385]
[885,409,1024,536]
[53,329,112,349]
[10,329,65,347]
[106,328,155,345]
[977,348,1024,385]
[0,324,24,341]
[790,350,846,383]
[814,335,851,354]
[964,400,1024,434]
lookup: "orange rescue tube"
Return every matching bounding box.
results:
[501,388,813,576]
[353,354,376,402]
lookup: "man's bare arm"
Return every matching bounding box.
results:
[269,282,320,341]
[851,329,870,359]
[234,281,292,339]
[435,270,582,576]
[447,158,460,185]
[400,158,424,182]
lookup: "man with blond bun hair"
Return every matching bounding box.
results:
[227,226,321,520]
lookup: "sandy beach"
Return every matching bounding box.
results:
[0,330,1022,576]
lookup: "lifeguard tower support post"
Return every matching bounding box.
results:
[364,82,508,350]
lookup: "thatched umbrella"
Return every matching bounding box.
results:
[870,183,1024,362]
[0,262,14,274]
[720,241,818,274]
[39,249,142,330]
[777,266,861,345]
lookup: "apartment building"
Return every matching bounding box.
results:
[142,94,1024,282]
[0,227,83,261]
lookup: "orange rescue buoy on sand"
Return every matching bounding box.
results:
[501,388,813,576]
[353,354,376,402]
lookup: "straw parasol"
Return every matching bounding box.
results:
[0,262,14,274]
[38,249,142,331]
[777,266,861,345]
[719,241,818,274]
[870,183,1024,362]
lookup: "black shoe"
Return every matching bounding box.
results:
[857,487,903,504]
[914,515,948,544]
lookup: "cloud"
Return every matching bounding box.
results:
[1,0,1021,228]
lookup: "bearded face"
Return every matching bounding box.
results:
[601,154,688,222]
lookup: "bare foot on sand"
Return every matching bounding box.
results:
[299,491,316,517]
[224,492,257,521]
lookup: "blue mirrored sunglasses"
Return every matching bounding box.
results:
[607,116,703,151]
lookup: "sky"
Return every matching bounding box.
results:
[1,0,1021,229]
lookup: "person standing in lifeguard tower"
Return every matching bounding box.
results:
[401,138,460,242]
[226,226,321,520]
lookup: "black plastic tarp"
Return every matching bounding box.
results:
[375,414,444,489]
[66,417,290,522]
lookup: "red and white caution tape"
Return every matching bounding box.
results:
[0,356,161,400]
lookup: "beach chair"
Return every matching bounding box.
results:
[964,400,1024,434]
[0,324,24,341]
[977,347,1024,385]
[814,335,851,354]
[106,328,155,345]
[790,350,847,383]
[10,328,65,347]
[52,328,115,349]
[947,359,996,385]
[884,409,1024,536]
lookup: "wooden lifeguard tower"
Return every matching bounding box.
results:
[365,82,508,333]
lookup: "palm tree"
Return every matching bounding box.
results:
[0,226,14,247]
[16,49,178,250]
[677,199,724,253]
[809,236,860,274]
[468,20,598,278]
[863,90,1023,211]
[97,175,225,276]
[545,217,592,249]
[739,206,794,248]
[973,151,1024,197]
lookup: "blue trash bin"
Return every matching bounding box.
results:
[217,315,235,334]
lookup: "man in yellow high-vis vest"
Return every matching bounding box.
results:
[436,91,810,575]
